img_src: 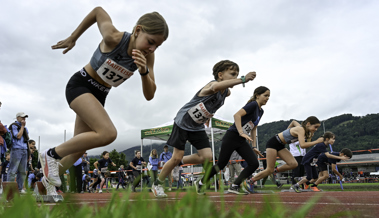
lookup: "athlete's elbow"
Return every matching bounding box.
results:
[144,92,155,101]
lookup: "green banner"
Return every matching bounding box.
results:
[211,118,233,130]
[141,125,173,139]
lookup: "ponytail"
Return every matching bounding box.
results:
[247,86,270,104]
[301,116,320,141]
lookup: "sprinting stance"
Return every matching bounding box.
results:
[293,137,351,192]
[152,60,257,197]
[39,7,169,195]
[247,116,326,193]
[195,86,269,195]
[313,148,352,190]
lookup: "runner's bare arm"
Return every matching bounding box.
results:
[52,7,122,54]
[138,53,156,100]
[199,71,256,96]
[287,120,300,129]
[293,127,324,148]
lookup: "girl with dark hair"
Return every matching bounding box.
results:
[94,151,116,193]
[246,116,326,193]
[293,132,350,192]
[195,86,269,195]
[152,60,257,198]
[38,7,169,195]
[130,150,146,192]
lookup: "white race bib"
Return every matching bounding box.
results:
[242,121,254,135]
[101,167,108,173]
[97,58,134,87]
[136,165,142,170]
[310,158,318,166]
[188,102,214,124]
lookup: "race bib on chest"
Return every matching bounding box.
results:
[310,158,318,166]
[97,58,134,87]
[5,167,9,174]
[242,121,254,135]
[136,165,142,170]
[188,102,214,124]
[101,167,108,173]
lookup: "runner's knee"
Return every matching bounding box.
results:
[288,161,298,169]
[201,153,212,162]
[98,128,117,146]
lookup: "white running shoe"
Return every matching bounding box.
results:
[39,149,62,187]
[152,184,167,198]
[42,177,58,196]
[19,189,27,194]
[99,189,103,193]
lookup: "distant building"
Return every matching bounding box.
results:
[337,153,379,173]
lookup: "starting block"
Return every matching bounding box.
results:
[34,182,64,203]
[2,182,19,201]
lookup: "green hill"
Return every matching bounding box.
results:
[120,113,379,161]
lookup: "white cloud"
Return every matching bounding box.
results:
[0,0,378,156]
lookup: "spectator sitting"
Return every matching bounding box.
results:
[28,172,43,190]
[82,174,91,193]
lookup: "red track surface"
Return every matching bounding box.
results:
[52,191,379,217]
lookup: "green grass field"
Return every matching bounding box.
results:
[1,183,377,217]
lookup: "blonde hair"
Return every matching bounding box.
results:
[150,149,158,158]
[133,12,169,40]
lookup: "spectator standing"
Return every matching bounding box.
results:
[228,151,242,186]
[0,101,8,163]
[73,157,83,193]
[116,165,126,190]
[176,165,184,189]
[8,112,30,193]
[27,140,37,174]
[81,152,90,174]
[0,152,10,182]
[159,145,173,191]
[149,149,159,182]
[130,150,146,192]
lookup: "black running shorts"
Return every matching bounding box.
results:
[167,123,210,151]
[66,68,111,106]
[266,135,286,151]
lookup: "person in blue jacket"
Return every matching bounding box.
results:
[149,149,159,182]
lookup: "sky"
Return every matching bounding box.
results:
[0,0,378,156]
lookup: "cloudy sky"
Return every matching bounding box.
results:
[1,0,378,155]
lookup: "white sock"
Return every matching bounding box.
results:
[199,180,203,185]
[232,184,238,187]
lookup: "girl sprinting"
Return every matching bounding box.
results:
[39,7,169,195]
[152,60,257,198]
[195,86,269,195]
[247,116,325,193]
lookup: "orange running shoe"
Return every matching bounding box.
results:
[310,186,321,192]
[304,184,310,190]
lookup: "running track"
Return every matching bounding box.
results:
[44,191,379,217]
